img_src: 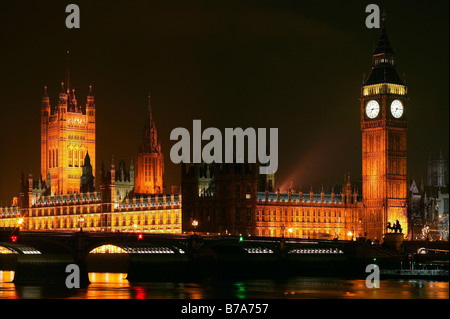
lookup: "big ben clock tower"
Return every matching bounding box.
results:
[361,16,408,240]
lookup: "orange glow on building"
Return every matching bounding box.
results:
[360,20,408,239]
[41,81,96,195]
[255,184,364,240]
[134,94,164,194]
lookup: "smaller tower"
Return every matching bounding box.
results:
[80,152,95,193]
[135,92,164,194]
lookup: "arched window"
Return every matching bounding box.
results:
[68,148,73,167]
[74,149,79,167]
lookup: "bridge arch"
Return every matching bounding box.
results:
[0,242,42,255]
[84,240,188,257]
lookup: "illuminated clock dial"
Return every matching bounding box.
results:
[390,100,404,118]
[366,100,380,119]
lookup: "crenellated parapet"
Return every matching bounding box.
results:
[32,191,102,207]
[0,206,21,219]
[256,190,363,207]
[116,194,181,211]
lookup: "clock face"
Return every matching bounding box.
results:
[390,100,404,118]
[366,100,380,119]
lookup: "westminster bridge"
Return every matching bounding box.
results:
[1,228,446,286]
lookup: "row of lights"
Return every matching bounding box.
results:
[288,248,344,254]
[244,248,274,254]
[126,247,175,254]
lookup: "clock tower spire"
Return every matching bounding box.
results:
[361,15,408,240]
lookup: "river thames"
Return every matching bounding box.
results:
[0,271,447,299]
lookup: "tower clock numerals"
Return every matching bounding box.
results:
[390,100,404,118]
[366,100,380,119]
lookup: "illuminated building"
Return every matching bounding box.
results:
[0,188,181,233]
[2,18,409,241]
[182,163,363,240]
[360,17,408,239]
[0,74,180,234]
[134,94,165,195]
[181,18,408,242]
[40,57,96,195]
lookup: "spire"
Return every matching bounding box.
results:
[140,91,161,154]
[66,50,70,94]
[148,91,153,123]
[373,10,394,56]
[364,11,404,86]
[84,151,91,167]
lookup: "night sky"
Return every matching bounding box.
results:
[0,0,448,203]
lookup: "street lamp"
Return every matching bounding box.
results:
[288,228,293,238]
[347,230,353,241]
[78,215,85,232]
[192,219,198,235]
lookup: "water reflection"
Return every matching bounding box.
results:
[0,271,448,299]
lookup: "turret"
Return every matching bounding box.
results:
[86,85,95,126]
[346,174,352,204]
[110,156,116,209]
[28,172,33,208]
[41,86,50,122]
[80,152,95,193]
[130,158,135,183]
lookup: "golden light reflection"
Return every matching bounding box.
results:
[89,245,127,254]
[86,272,131,299]
[0,270,14,282]
[0,246,13,254]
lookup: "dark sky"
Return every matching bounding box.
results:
[0,0,448,203]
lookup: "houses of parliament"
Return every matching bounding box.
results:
[1,20,409,242]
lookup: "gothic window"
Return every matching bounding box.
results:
[80,149,84,166]
[56,149,58,167]
[49,150,52,168]
[74,149,79,167]
[68,148,73,167]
